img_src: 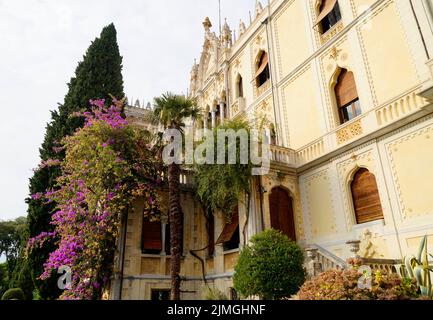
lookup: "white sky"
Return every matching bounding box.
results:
[0,0,256,221]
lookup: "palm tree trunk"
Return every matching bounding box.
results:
[168,162,182,300]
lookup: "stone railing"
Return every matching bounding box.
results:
[296,138,325,165]
[347,240,400,275]
[376,89,429,126]
[305,241,403,278]
[270,145,296,167]
[359,258,401,274]
[305,245,347,278]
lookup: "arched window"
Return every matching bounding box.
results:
[334,69,361,124]
[351,168,384,224]
[316,0,341,34]
[269,187,296,241]
[142,217,162,254]
[236,75,244,98]
[255,51,270,87]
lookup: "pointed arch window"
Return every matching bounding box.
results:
[351,168,384,224]
[334,69,361,124]
[236,75,244,98]
[255,51,270,87]
[315,0,341,34]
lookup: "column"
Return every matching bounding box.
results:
[219,101,225,124]
[211,110,216,129]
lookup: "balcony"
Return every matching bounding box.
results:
[269,145,296,168]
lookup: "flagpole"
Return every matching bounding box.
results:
[218,0,222,34]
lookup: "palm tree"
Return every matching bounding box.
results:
[153,92,200,300]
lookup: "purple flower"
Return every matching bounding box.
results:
[31,193,43,200]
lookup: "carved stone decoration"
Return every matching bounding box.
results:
[203,17,212,32]
[329,46,342,61]
[239,19,246,36]
[336,120,363,144]
[305,248,323,278]
[346,240,361,258]
[358,229,381,259]
[221,18,232,49]
[255,0,263,18]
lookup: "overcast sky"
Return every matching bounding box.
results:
[0,0,256,221]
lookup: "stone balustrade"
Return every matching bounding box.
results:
[297,139,325,165]
[270,145,297,166]
[376,89,428,126]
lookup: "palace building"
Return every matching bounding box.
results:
[110,0,433,300]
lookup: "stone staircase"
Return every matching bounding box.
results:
[305,241,402,278]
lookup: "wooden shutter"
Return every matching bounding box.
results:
[269,187,296,241]
[335,70,359,107]
[216,208,239,244]
[351,168,384,224]
[315,0,338,26]
[254,52,269,79]
[142,218,162,251]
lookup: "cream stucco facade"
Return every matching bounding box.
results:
[112,0,433,300]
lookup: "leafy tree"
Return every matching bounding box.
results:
[9,257,34,300]
[233,229,306,300]
[0,263,8,297]
[153,93,200,300]
[26,23,124,299]
[194,119,253,219]
[0,217,27,276]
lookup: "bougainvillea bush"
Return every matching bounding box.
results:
[298,259,420,300]
[27,99,161,300]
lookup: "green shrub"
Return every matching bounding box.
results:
[1,288,25,300]
[233,229,306,300]
[204,287,228,300]
[298,260,420,300]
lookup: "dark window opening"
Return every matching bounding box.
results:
[142,217,162,254]
[207,112,212,128]
[207,212,215,257]
[151,289,170,301]
[255,52,270,87]
[216,207,240,251]
[334,69,361,124]
[317,0,342,34]
[223,225,240,251]
[339,99,361,123]
[237,76,244,98]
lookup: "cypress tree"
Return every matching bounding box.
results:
[26,23,124,299]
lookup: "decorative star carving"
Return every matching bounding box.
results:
[329,46,342,60]
[255,34,263,45]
